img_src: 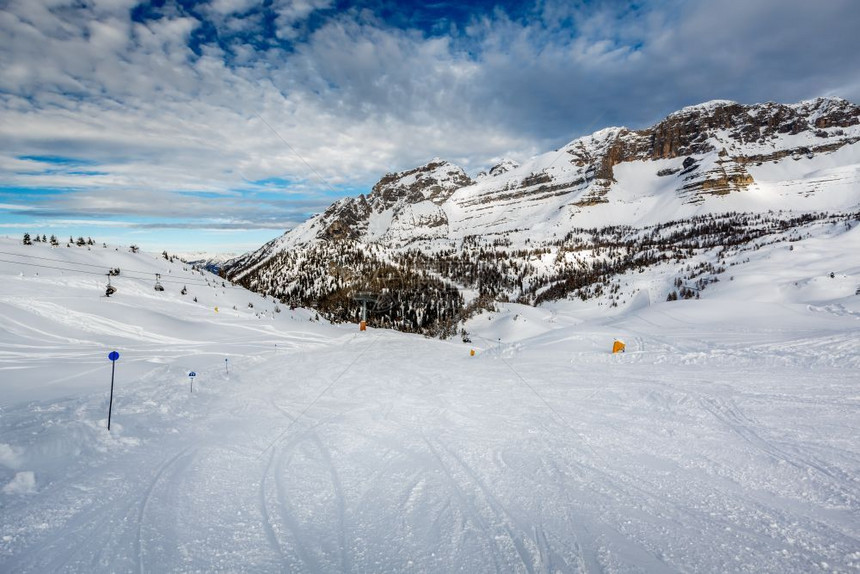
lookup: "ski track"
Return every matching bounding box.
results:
[135,446,197,574]
[429,434,553,574]
[419,433,506,574]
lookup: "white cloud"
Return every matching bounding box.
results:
[1,0,859,240]
[272,0,334,39]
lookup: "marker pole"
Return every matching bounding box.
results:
[108,360,116,430]
[107,351,120,430]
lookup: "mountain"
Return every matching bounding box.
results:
[175,252,240,274]
[224,98,860,336]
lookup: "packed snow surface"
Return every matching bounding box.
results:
[1,237,859,572]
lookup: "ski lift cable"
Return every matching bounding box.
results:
[255,113,341,196]
[0,251,242,288]
[0,258,121,278]
[497,353,575,433]
[0,249,229,282]
[257,334,380,459]
[0,257,246,289]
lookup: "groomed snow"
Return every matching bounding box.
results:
[1,236,858,572]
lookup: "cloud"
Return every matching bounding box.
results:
[1,0,859,250]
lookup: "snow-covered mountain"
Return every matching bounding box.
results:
[236,98,858,256]
[224,98,860,335]
[175,251,239,274]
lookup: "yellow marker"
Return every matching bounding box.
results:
[470,349,476,356]
[214,306,219,313]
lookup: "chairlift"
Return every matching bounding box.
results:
[154,273,164,292]
[105,273,116,297]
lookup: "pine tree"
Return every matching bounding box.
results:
[23,233,31,245]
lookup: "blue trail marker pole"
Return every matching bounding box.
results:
[189,371,196,393]
[107,351,120,430]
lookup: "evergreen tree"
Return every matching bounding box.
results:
[23,233,31,245]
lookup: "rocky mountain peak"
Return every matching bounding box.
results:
[369,158,472,211]
[642,97,860,161]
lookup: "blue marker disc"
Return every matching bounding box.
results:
[189,371,196,377]
[108,351,120,361]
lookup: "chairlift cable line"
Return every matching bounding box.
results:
[0,249,238,286]
[257,334,380,459]
[255,113,341,196]
[0,258,118,278]
[480,335,582,436]
[0,249,231,284]
[0,257,246,289]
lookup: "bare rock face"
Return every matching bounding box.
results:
[317,159,471,245]
[369,159,472,210]
[572,98,860,203]
[320,197,371,241]
[676,156,756,203]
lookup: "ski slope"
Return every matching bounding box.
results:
[1,237,859,572]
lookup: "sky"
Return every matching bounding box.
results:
[2,0,860,254]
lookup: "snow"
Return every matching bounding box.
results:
[1,237,859,572]
[669,99,738,118]
[3,472,36,495]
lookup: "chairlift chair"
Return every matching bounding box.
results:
[154,273,165,292]
[105,273,116,297]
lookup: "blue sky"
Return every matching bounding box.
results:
[2,0,860,253]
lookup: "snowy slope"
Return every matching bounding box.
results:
[2,236,859,572]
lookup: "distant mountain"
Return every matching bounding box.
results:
[224,98,860,336]
[177,252,239,274]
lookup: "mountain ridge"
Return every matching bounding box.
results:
[224,97,860,336]
[241,97,858,259]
